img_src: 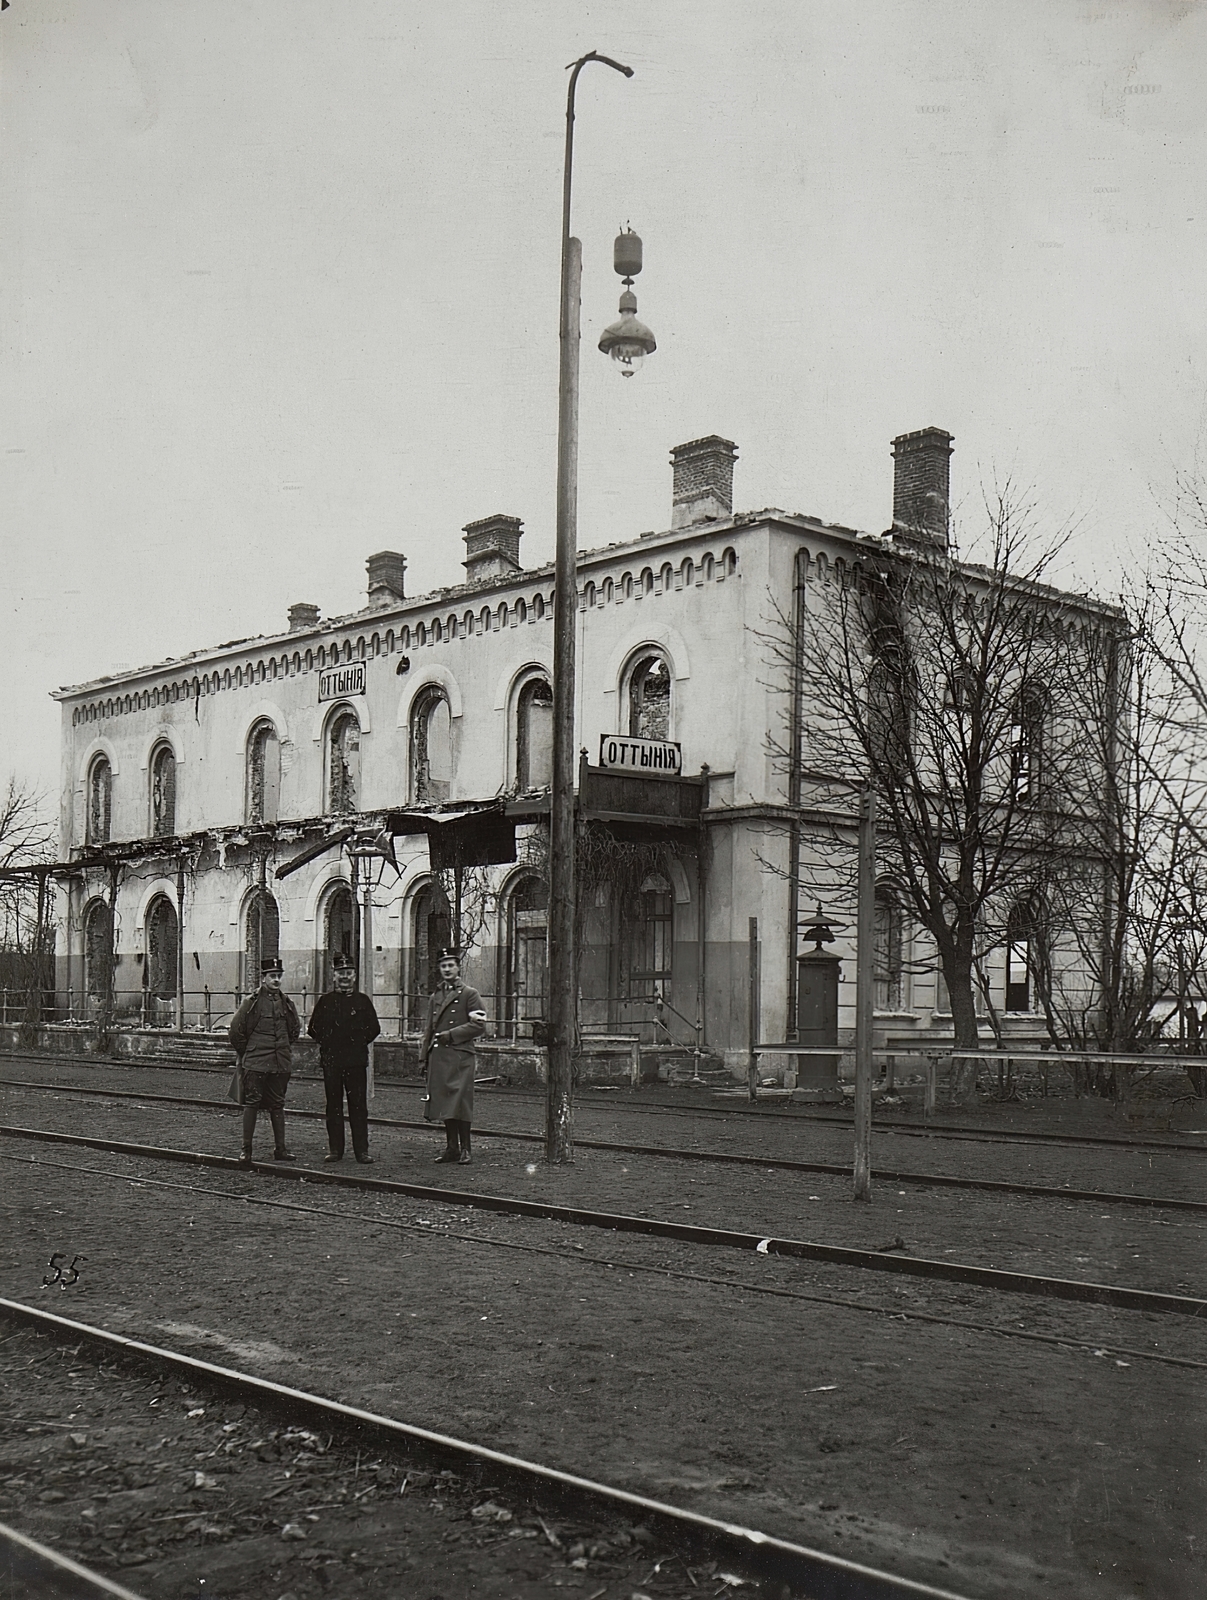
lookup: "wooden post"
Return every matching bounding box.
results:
[747,917,760,1102]
[853,787,876,1201]
[546,232,582,1166]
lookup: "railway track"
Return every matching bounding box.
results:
[6,1048,1204,1156]
[0,1296,978,1600]
[9,1146,1204,1372]
[3,1075,1203,1216]
[480,1083,1207,1156]
[4,1122,1204,1318]
[0,1518,151,1599]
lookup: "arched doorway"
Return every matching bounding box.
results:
[503,874,548,1039]
[84,899,114,1012]
[408,882,451,1027]
[323,884,355,992]
[245,889,280,993]
[145,895,178,1022]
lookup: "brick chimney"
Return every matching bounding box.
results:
[463,515,523,585]
[670,436,738,529]
[366,551,407,609]
[890,428,953,550]
[288,602,320,632]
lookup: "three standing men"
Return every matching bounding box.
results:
[229,957,301,1164]
[422,947,487,1164]
[308,952,382,1163]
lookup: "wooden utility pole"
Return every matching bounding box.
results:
[853,786,876,1201]
[547,53,634,1166]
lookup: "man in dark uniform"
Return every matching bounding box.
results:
[229,957,301,1164]
[308,953,382,1164]
[421,947,487,1164]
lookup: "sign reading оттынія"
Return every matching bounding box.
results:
[318,663,367,701]
[598,733,682,776]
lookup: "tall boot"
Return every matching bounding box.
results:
[457,1120,472,1165]
[268,1108,295,1161]
[435,1119,459,1163]
[241,1105,258,1164]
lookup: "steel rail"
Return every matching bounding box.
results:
[0,1296,977,1600]
[4,1123,1204,1317]
[477,1083,1207,1155]
[10,1147,1206,1372]
[0,1519,151,1600]
[2,1076,1203,1214]
[6,1050,1203,1155]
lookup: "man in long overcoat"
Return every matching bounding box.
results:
[229,957,301,1163]
[421,948,487,1164]
[308,953,381,1164]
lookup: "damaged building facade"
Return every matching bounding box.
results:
[52,429,1115,1075]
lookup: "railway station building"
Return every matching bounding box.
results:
[50,428,1117,1078]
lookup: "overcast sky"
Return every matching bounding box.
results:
[3,1,1205,812]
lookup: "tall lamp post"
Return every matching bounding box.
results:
[547,52,655,1163]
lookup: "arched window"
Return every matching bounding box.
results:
[622,871,673,1001]
[873,890,904,1011]
[246,722,281,824]
[84,899,113,1001]
[516,677,553,791]
[409,882,451,1013]
[1011,683,1047,805]
[868,656,914,776]
[504,874,548,1038]
[145,895,178,999]
[627,653,672,741]
[1005,900,1043,1012]
[327,711,360,814]
[150,744,176,837]
[323,884,355,991]
[411,687,453,804]
[87,756,112,845]
[245,889,280,984]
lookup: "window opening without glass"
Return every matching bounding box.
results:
[87,757,112,845]
[327,713,360,815]
[627,655,671,741]
[150,746,176,838]
[246,723,281,824]
[412,690,452,804]
[516,678,553,790]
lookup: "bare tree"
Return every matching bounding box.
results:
[760,495,1123,1097]
[0,778,57,1036]
[1024,586,1207,1094]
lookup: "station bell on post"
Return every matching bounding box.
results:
[795,905,842,1098]
[598,227,657,377]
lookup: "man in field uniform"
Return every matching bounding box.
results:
[229,957,301,1163]
[421,947,487,1164]
[307,953,382,1164]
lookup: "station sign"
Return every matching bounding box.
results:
[598,733,682,777]
[318,662,366,701]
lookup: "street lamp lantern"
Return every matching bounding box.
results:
[599,227,656,377]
